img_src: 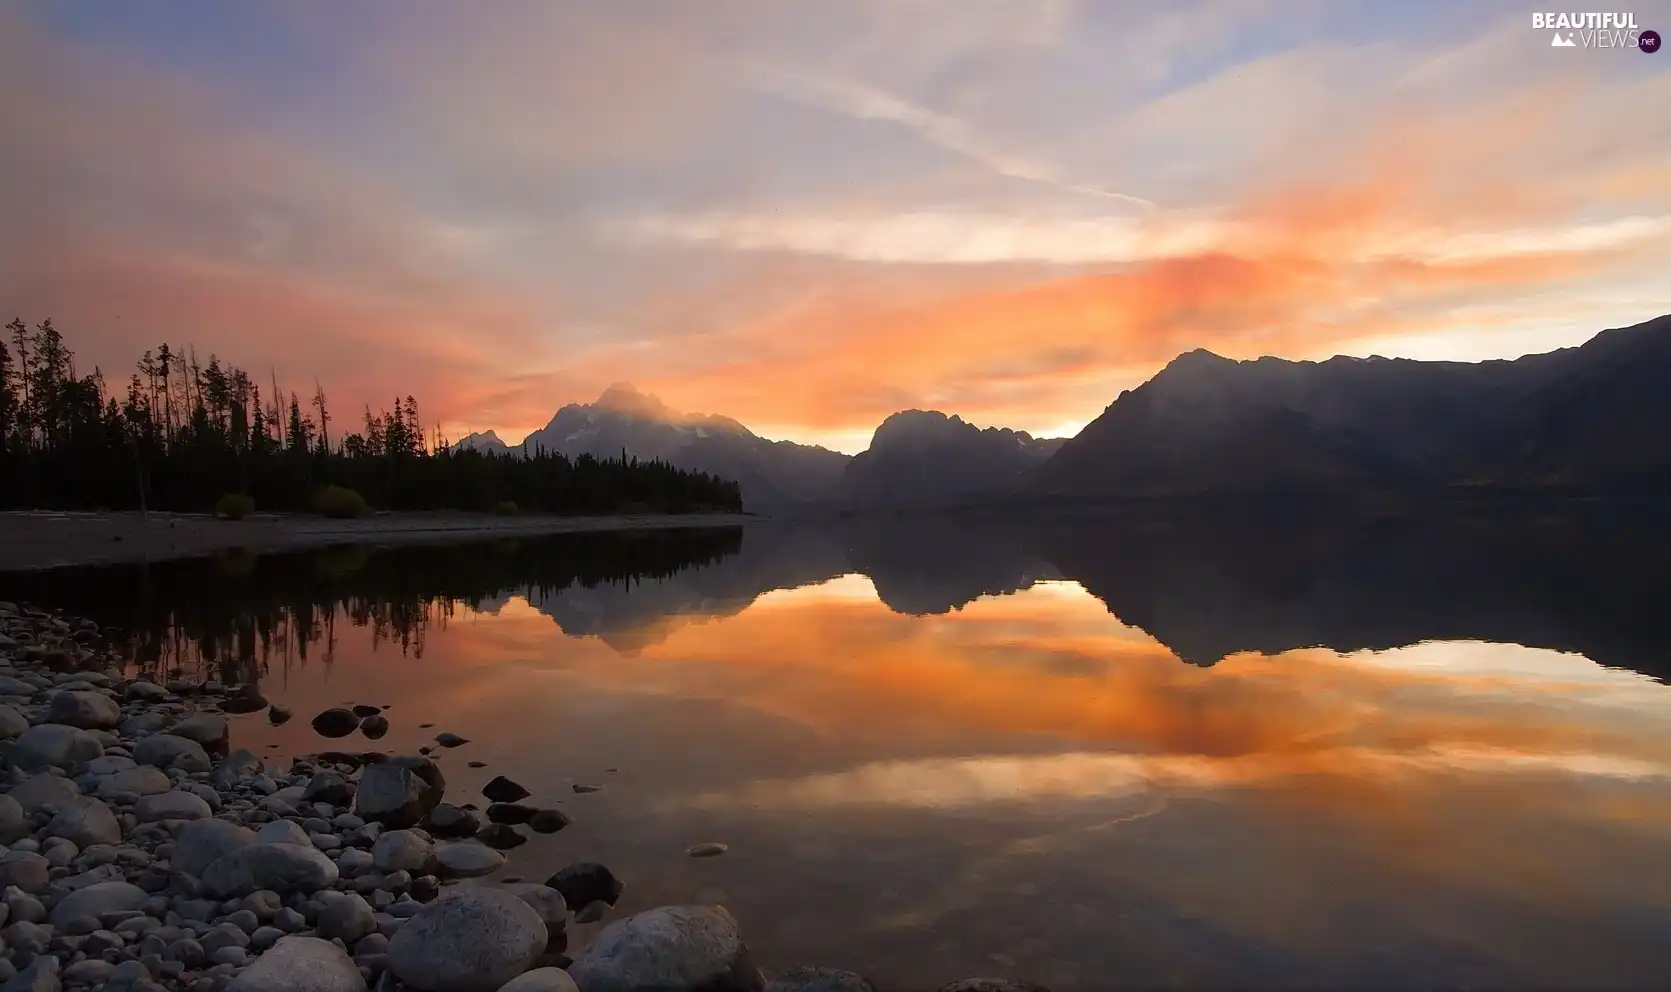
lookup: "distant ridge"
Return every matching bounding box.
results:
[1032,313,1671,500]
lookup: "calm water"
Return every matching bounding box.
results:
[9,511,1671,991]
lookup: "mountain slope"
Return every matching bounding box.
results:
[840,410,1066,506]
[518,384,851,510]
[1033,314,1671,498]
[451,429,512,455]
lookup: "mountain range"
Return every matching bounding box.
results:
[455,313,1671,510]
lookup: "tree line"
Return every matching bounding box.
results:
[0,318,744,514]
[0,527,746,683]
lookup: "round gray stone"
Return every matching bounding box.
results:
[96,765,174,798]
[227,935,367,992]
[319,892,377,944]
[0,703,28,738]
[201,841,341,898]
[495,969,579,992]
[256,818,314,846]
[0,794,25,843]
[135,789,214,822]
[387,886,547,992]
[174,818,258,877]
[568,905,762,992]
[9,772,81,814]
[47,880,147,929]
[0,851,50,892]
[434,842,505,879]
[10,723,104,771]
[46,796,121,847]
[372,830,436,874]
[45,690,122,729]
[132,733,212,772]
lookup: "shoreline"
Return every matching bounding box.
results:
[0,511,758,573]
[0,601,1034,992]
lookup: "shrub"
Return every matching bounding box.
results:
[312,485,368,519]
[490,500,520,516]
[214,493,255,520]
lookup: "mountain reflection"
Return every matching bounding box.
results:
[5,507,1671,682]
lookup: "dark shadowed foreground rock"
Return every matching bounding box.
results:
[45,688,121,729]
[228,935,367,992]
[311,707,361,738]
[355,757,444,827]
[764,966,877,992]
[388,886,548,992]
[47,879,147,928]
[545,862,622,910]
[10,722,104,770]
[174,817,259,876]
[934,981,1053,992]
[568,905,763,992]
[201,840,341,897]
[496,968,580,992]
[482,775,530,803]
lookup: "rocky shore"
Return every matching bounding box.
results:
[0,601,1050,992]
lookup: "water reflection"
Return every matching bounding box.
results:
[6,511,1671,989]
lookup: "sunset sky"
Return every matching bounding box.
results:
[4,1,1668,453]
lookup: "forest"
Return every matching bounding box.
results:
[0,318,744,515]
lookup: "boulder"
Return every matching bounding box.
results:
[387,886,547,992]
[46,796,122,847]
[568,905,763,992]
[528,809,573,834]
[201,841,341,897]
[44,690,121,729]
[47,880,147,929]
[361,715,389,739]
[502,883,567,933]
[10,772,80,813]
[481,776,529,804]
[96,765,173,798]
[319,892,377,944]
[0,794,24,843]
[485,804,538,825]
[311,708,361,738]
[495,969,579,992]
[256,819,314,847]
[132,733,212,772]
[213,747,266,789]
[0,703,28,738]
[10,722,104,771]
[171,713,230,750]
[174,818,258,877]
[302,771,355,807]
[0,851,50,892]
[544,863,622,910]
[372,830,437,874]
[135,789,214,822]
[434,842,505,879]
[355,762,439,828]
[934,982,1052,992]
[227,935,367,992]
[423,804,480,838]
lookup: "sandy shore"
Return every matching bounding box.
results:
[0,509,756,572]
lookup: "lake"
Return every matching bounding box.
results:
[8,509,1671,990]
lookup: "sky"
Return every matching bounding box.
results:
[3,0,1669,453]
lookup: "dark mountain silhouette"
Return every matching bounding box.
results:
[839,506,1671,680]
[517,384,850,511]
[839,410,1066,507]
[451,429,511,455]
[1033,314,1671,499]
